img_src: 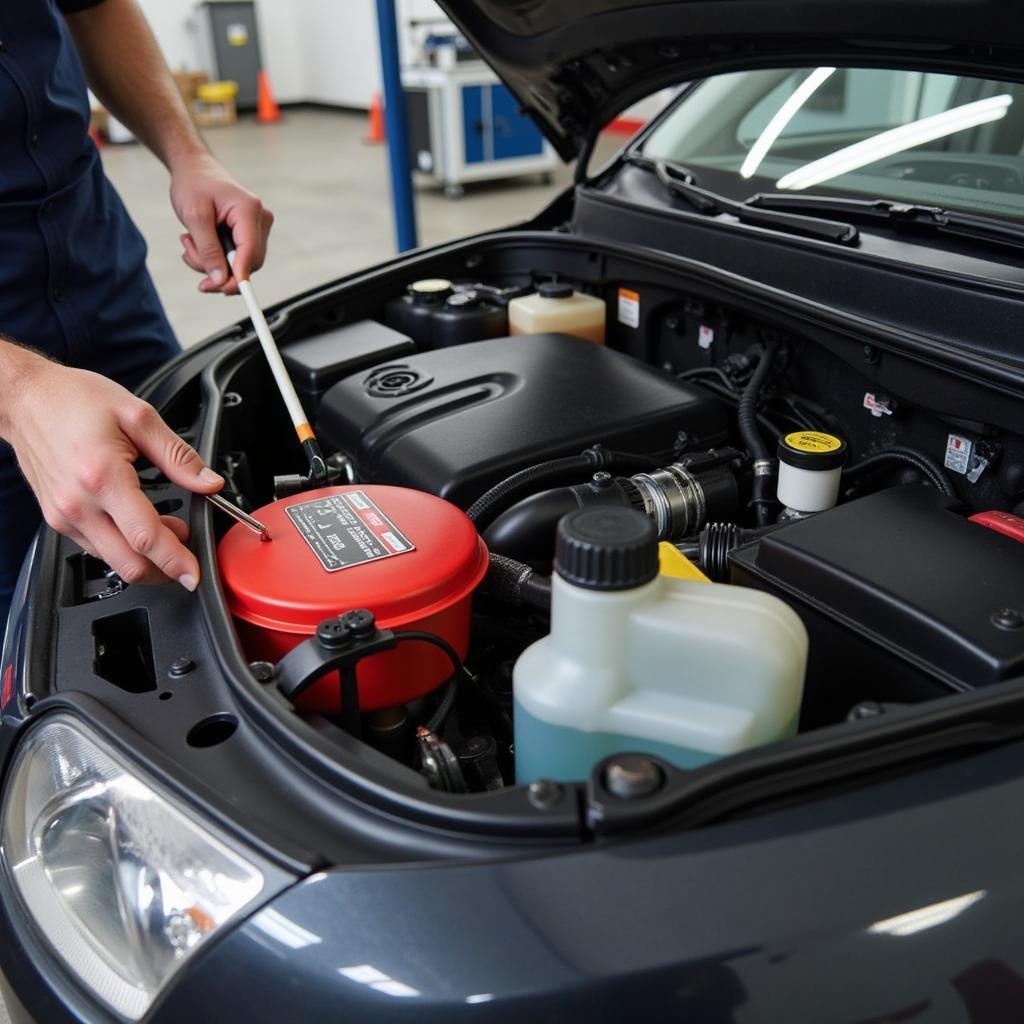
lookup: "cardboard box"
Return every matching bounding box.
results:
[191,97,237,128]
[172,70,209,105]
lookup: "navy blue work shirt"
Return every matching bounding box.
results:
[0,0,178,381]
[0,0,179,630]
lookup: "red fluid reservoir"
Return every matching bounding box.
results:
[218,485,488,712]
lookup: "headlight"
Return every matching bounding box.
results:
[1,715,291,1019]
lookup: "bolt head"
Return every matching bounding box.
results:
[168,657,195,678]
[992,607,1022,630]
[249,661,276,683]
[528,779,563,809]
[604,755,664,799]
[848,700,885,721]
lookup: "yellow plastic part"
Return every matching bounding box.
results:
[782,430,843,454]
[197,80,239,103]
[658,542,710,583]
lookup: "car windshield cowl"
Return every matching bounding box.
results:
[622,152,861,246]
[745,192,1024,252]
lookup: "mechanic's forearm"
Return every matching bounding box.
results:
[65,0,207,172]
[0,338,48,441]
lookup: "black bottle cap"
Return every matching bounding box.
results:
[555,508,659,591]
[538,281,574,299]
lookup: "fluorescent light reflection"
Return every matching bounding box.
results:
[868,890,985,937]
[251,907,322,950]
[740,67,837,179]
[777,94,1013,190]
[338,964,420,998]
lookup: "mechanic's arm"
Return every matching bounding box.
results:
[0,339,223,590]
[64,0,273,291]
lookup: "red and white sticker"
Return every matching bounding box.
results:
[698,324,715,349]
[863,392,893,417]
[617,288,640,328]
[285,491,415,572]
[944,433,973,475]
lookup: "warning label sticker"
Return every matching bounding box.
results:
[944,433,973,475]
[617,288,640,328]
[284,491,415,573]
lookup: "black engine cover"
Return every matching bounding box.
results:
[316,333,727,506]
[730,485,1024,724]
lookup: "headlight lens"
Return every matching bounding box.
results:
[1,715,291,1019]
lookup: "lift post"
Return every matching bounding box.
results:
[375,0,419,252]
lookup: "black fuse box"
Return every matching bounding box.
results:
[283,320,415,413]
[730,485,1024,726]
[317,333,729,507]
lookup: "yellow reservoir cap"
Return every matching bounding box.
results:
[783,431,842,454]
[778,431,848,472]
[659,542,710,583]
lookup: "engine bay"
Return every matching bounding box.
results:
[157,236,1024,803]
[40,230,1020,836]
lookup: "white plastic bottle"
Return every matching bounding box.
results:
[513,508,808,783]
[508,282,606,343]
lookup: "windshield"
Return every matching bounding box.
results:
[642,68,1024,220]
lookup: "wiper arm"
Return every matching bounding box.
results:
[747,192,1024,252]
[621,153,859,246]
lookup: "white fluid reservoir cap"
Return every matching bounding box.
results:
[776,430,848,513]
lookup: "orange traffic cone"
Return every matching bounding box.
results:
[256,69,281,124]
[364,91,385,144]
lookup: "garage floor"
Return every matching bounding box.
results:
[101,107,620,348]
[0,110,625,1024]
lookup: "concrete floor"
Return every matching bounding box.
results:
[101,107,616,347]
[0,111,625,1024]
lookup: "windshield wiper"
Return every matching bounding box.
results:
[747,192,1024,253]
[621,153,860,246]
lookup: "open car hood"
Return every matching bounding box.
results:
[436,0,1024,161]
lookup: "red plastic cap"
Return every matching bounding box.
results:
[969,510,1024,544]
[219,485,488,634]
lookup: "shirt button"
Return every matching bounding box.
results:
[30,132,39,145]
[52,287,64,303]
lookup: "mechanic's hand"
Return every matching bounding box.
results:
[170,151,274,294]
[6,355,223,591]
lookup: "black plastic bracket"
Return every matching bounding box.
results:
[274,610,396,735]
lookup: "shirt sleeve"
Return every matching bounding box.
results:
[57,0,108,12]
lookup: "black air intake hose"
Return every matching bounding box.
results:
[738,341,779,526]
[485,452,741,563]
[466,446,658,530]
[698,521,785,582]
[480,553,552,611]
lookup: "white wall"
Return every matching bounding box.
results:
[137,1,669,118]
[136,0,380,107]
[297,0,381,107]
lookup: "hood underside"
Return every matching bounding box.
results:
[436,0,1024,161]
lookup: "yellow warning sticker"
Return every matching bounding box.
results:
[784,431,843,453]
